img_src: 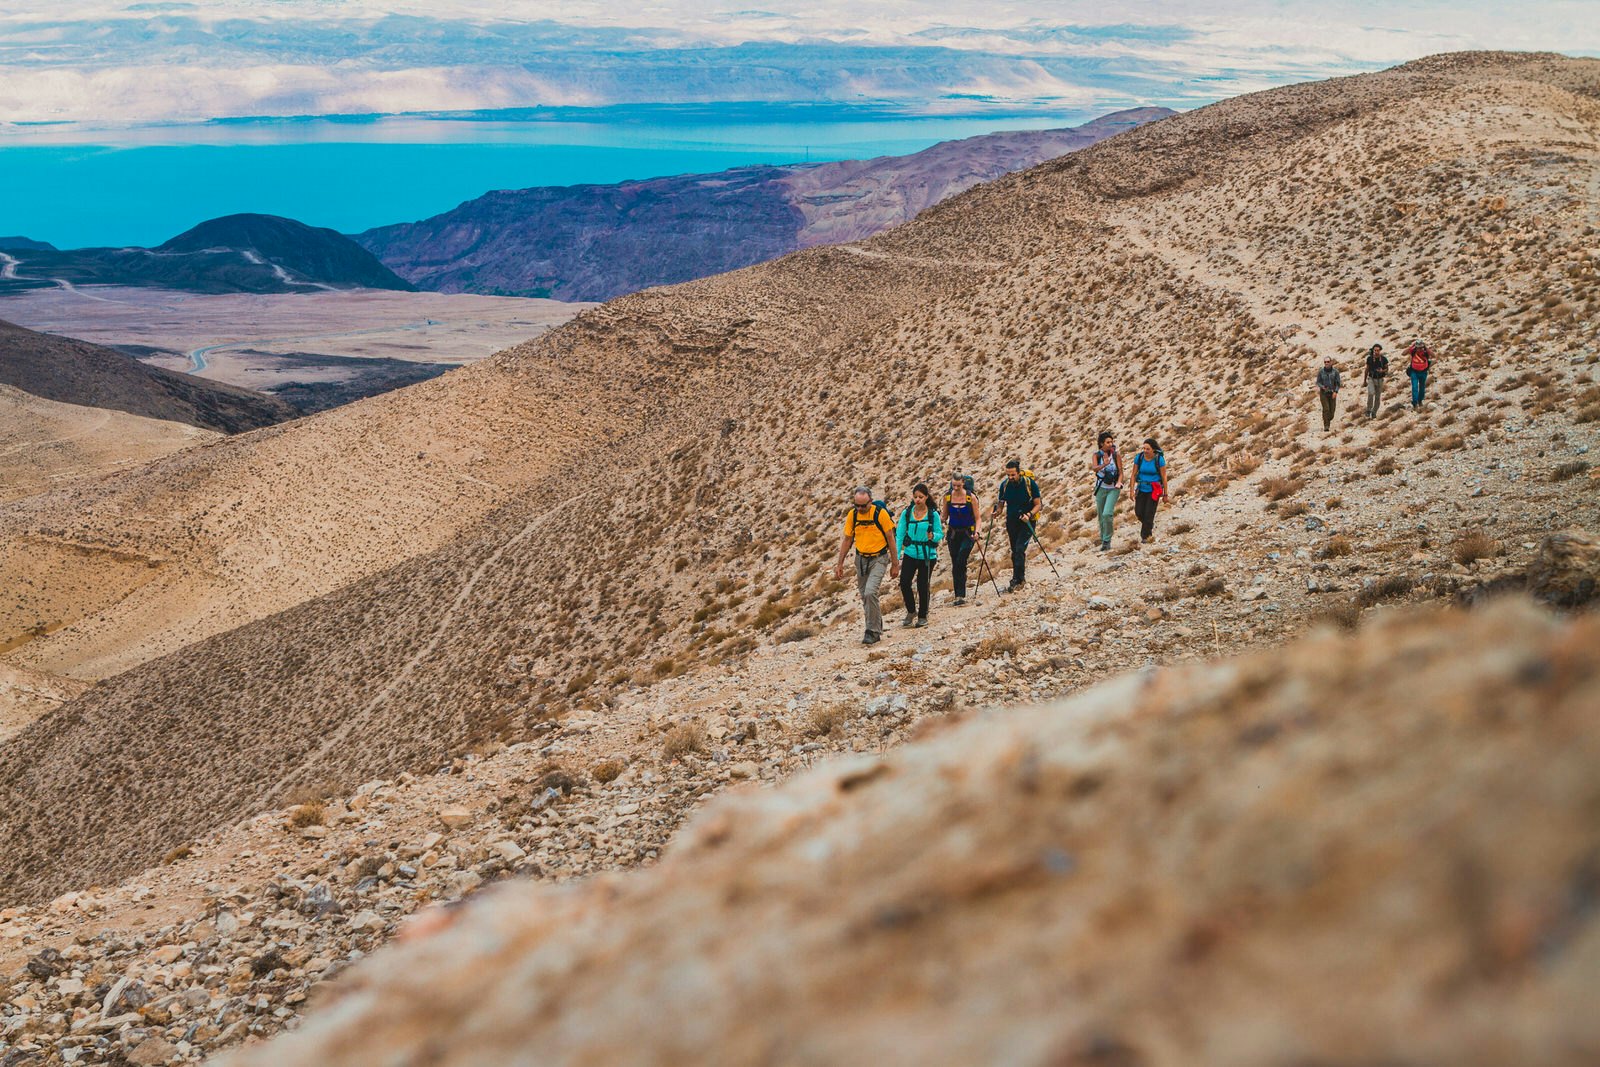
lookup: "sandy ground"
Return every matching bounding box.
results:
[0,287,591,390]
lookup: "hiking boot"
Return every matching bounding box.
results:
[862,631,880,645]
[902,611,917,627]
[914,617,928,628]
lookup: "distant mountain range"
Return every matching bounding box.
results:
[0,215,414,296]
[0,318,294,433]
[356,107,1174,301]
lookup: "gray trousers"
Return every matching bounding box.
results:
[855,552,890,636]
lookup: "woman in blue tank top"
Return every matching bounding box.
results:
[942,472,982,605]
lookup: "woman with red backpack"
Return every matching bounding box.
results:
[1405,340,1433,409]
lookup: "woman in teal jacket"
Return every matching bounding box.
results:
[897,482,944,628]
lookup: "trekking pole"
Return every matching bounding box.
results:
[974,531,1004,599]
[1026,517,1064,580]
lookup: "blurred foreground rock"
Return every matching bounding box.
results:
[229,599,1600,1067]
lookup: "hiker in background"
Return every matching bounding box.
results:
[1132,438,1168,544]
[834,486,899,645]
[1362,343,1388,418]
[1405,340,1433,409]
[1317,357,1341,433]
[897,482,943,628]
[989,458,1042,592]
[1091,431,1122,552]
[942,472,981,605]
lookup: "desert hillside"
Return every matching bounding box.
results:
[1,48,1597,922]
[226,599,1600,1067]
[0,320,293,435]
[356,107,1171,301]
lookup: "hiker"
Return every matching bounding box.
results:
[942,472,982,604]
[834,486,900,645]
[1317,357,1341,432]
[1362,343,1388,418]
[1091,431,1122,552]
[1405,340,1433,409]
[989,459,1041,591]
[1132,438,1168,544]
[897,482,943,628]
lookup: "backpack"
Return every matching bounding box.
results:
[845,502,892,554]
[899,505,940,549]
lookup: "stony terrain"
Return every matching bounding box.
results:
[0,51,1598,1064]
[357,108,1170,301]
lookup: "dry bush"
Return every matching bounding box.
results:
[1551,460,1591,482]
[288,799,326,828]
[1452,531,1500,566]
[1317,536,1354,559]
[968,631,1021,661]
[661,721,708,761]
[1259,476,1304,501]
[1355,575,1414,608]
[590,759,624,784]
[1316,600,1363,631]
[776,622,819,644]
[805,702,852,737]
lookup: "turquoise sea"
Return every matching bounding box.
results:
[0,103,1115,249]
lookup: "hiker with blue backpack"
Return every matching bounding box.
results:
[1132,438,1169,544]
[834,486,900,645]
[942,472,983,605]
[989,459,1042,592]
[896,483,944,628]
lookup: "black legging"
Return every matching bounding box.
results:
[1135,490,1160,539]
[947,529,975,597]
[899,556,933,618]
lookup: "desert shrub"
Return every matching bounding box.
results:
[1355,575,1414,608]
[590,759,624,784]
[1452,531,1499,566]
[777,622,819,644]
[661,721,708,761]
[1552,460,1591,482]
[1317,536,1353,559]
[805,702,852,737]
[1259,477,1304,501]
[288,800,326,828]
[968,631,1020,661]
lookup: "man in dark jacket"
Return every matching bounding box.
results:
[988,459,1041,592]
[1317,358,1342,432]
[1362,343,1388,418]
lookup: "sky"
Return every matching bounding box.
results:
[3,1,1596,128]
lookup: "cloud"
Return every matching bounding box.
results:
[0,1,1594,124]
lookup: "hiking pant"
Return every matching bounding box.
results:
[855,551,889,636]
[1320,389,1337,431]
[1135,490,1159,540]
[1094,487,1119,544]
[1409,368,1428,407]
[947,529,975,597]
[1005,515,1030,586]
[899,556,933,619]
